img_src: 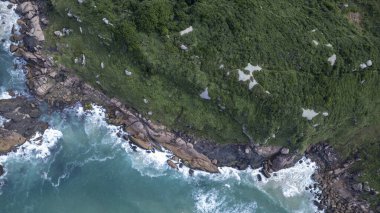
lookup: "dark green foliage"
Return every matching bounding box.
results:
[135,0,173,34]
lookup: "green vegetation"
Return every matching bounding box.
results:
[44,0,379,195]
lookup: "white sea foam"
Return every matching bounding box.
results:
[0,115,9,127]
[0,91,12,99]
[194,189,258,213]
[126,147,171,177]
[255,158,318,197]
[188,157,320,212]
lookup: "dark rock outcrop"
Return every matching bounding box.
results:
[271,154,297,172]
[0,97,48,139]
[306,143,373,213]
[193,142,266,169]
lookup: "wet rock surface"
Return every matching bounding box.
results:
[193,142,265,169]
[0,97,48,139]
[306,143,375,213]
[0,97,48,176]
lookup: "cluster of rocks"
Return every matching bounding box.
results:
[192,140,298,177]
[0,97,47,139]
[0,97,48,176]
[66,9,81,23]
[306,143,379,212]
[53,28,73,38]
[15,1,45,42]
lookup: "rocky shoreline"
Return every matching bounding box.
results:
[0,97,48,176]
[305,143,379,212]
[0,0,378,212]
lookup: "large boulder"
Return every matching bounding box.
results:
[161,140,219,173]
[0,128,26,154]
[271,154,297,172]
[255,146,282,157]
[16,1,37,15]
[29,16,45,41]
[127,135,153,150]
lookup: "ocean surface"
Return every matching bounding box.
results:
[0,2,319,212]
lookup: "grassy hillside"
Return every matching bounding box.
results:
[43,0,379,193]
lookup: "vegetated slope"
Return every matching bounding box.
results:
[45,0,379,191]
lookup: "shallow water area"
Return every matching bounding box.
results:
[0,2,320,212]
